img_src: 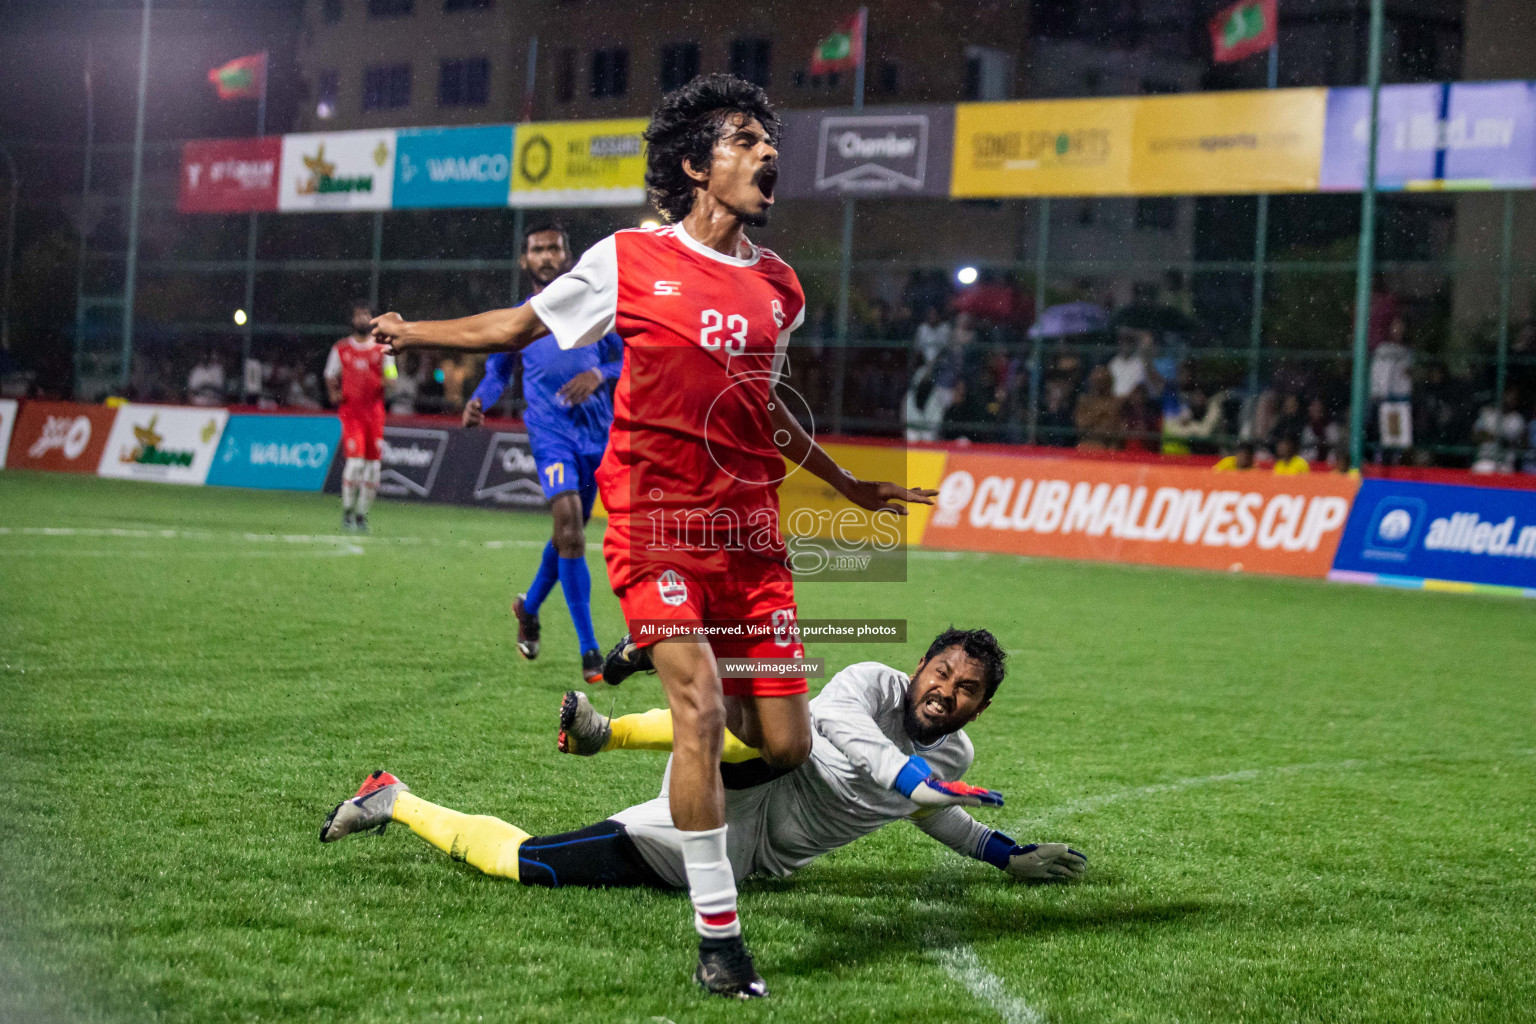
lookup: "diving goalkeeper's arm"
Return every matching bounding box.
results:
[911,806,1087,883]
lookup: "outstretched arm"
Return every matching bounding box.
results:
[769,387,938,516]
[912,807,1087,883]
[371,305,549,355]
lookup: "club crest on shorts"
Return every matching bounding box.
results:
[657,569,688,607]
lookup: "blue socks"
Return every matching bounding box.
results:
[524,540,560,616]
[558,555,598,655]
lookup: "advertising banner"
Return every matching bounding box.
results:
[921,453,1358,578]
[394,125,516,209]
[96,404,228,485]
[207,414,341,491]
[778,105,955,198]
[1129,88,1326,195]
[178,137,282,213]
[510,118,648,207]
[1320,82,1536,191]
[278,129,397,212]
[1329,479,1536,593]
[952,97,1136,197]
[376,425,452,498]
[469,431,547,508]
[0,399,15,469]
[6,401,118,474]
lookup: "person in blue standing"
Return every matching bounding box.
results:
[462,224,622,684]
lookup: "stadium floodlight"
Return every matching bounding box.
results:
[639,219,661,230]
[956,266,979,286]
[233,309,247,326]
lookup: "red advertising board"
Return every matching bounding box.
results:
[922,452,1360,578]
[6,401,119,474]
[178,137,281,213]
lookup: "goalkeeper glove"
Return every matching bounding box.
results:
[980,832,1087,882]
[893,756,1004,808]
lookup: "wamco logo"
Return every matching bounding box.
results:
[248,441,330,469]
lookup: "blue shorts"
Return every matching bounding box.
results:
[533,442,603,520]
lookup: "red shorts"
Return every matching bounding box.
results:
[615,561,807,699]
[339,405,385,461]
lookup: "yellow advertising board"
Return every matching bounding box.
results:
[951,97,1136,197]
[510,118,648,208]
[1129,88,1327,195]
[775,443,949,548]
[952,88,1328,197]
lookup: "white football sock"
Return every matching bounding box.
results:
[341,457,364,513]
[680,826,740,939]
[356,459,380,516]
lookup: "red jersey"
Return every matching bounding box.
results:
[530,225,806,539]
[324,336,392,412]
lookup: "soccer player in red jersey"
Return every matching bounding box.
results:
[370,75,933,997]
[325,300,394,532]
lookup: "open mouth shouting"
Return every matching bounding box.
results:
[754,164,778,206]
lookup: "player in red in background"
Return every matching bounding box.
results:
[325,300,395,533]
[370,74,934,998]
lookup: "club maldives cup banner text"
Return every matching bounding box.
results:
[917,453,1358,578]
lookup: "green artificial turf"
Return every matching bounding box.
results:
[1,470,1533,1023]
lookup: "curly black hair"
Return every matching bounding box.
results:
[923,627,1008,700]
[643,73,781,223]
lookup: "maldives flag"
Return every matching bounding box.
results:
[810,9,866,75]
[1209,0,1277,64]
[208,53,266,100]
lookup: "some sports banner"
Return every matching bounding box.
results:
[1320,81,1536,191]
[1129,88,1327,195]
[953,89,1325,197]
[278,129,397,212]
[952,97,1136,197]
[920,453,1358,578]
[178,137,282,213]
[395,125,516,209]
[509,118,647,208]
[6,401,118,474]
[96,404,228,485]
[207,414,340,491]
[1330,479,1536,594]
[777,105,955,198]
[0,400,15,469]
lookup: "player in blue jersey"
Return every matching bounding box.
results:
[462,224,622,684]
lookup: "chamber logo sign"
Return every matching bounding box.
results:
[472,432,546,508]
[378,427,449,498]
[816,114,929,192]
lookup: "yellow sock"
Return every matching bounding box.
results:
[601,707,761,763]
[391,792,529,880]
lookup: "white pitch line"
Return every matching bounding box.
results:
[929,945,1046,1024]
[0,525,544,551]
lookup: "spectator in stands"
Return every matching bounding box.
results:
[1413,362,1472,464]
[1162,386,1225,456]
[388,354,421,415]
[904,321,967,442]
[1271,393,1306,448]
[1107,327,1150,399]
[1472,387,1526,474]
[187,350,226,407]
[1121,384,1161,453]
[1213,441,1257,472]
[1037,376,1077,446]
[441,356,471,411]
[1300,397,1342,468]
[914,306,951,366]
[1074,365,1122,450]
[1369,315,1413,405]
[1272,435,1310,475]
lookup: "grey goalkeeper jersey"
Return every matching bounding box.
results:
[613,661,997,885]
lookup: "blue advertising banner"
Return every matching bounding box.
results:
[208,414,341,491]
[394,125,516,209]
[1320,81,1536,191]
[1330,479,1536,595]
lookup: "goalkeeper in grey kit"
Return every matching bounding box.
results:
[320,628,1086,915]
